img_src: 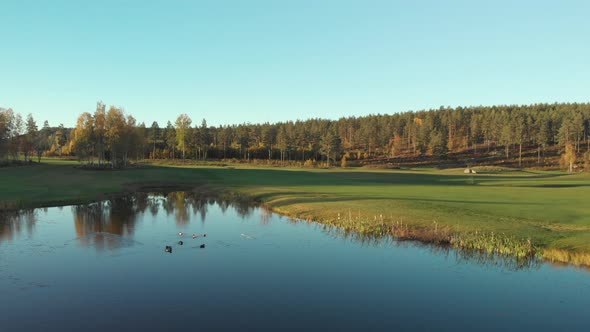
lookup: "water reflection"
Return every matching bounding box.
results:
[3,195,590,331]
[297,218,545,272]
[0,192,564,271]
[0,209,37,243]
[72,194,145,251]
[69,192,259,251]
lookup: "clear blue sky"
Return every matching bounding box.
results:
[1,0,589,127]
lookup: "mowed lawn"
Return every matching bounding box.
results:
[1,160,590,253]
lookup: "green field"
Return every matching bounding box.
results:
[2,159,590,265]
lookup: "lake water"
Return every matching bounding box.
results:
[1,192,589,332]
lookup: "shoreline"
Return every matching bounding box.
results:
[2,182,589,271]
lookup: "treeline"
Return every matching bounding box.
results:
[0,107,68,163]
[2,102,590,169]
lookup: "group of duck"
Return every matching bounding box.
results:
[164,232,206,253]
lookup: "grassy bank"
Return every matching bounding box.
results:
[1,159,590,266]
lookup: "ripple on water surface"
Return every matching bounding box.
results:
[1,192,589,332]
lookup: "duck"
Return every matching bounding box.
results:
[200,244,205,249]
[178,232,183,236]
[203,233,207,237]
[192,234,198,239]
[165,246,172,253]
[178,241,183,245]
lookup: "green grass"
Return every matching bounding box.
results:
[2,159,590,264]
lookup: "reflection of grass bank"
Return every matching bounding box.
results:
[267,203,590,269]
[2,161,590,267]
[543,248,590,267]
[272,208,541,266]
[312,222,544,271]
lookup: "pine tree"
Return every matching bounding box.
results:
[150,121,160,159]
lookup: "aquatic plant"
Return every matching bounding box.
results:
[287,209,547,267]
[543,248,590,268]
[450,232,538,259]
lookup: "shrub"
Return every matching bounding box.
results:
[303,159,317,168]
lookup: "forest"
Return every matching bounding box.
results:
[1,102,589,170]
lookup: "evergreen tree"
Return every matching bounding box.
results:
[165,121,176,159]
[150,121,160,159]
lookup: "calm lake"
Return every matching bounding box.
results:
[1,192,589,331]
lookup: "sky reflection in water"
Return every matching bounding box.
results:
[1,192,589,332]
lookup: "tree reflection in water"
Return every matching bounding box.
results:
[0,209,37,243]
[1,192,552,271]
[72,194,145,251]
[70,192,258,251]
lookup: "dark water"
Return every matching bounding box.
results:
[1,193,589,332]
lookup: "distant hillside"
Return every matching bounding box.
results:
[2,102,589,170]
